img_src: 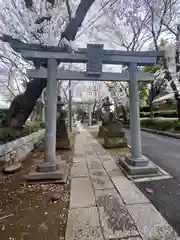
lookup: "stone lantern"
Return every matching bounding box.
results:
[56,96,71,150]
[97,96,113,138]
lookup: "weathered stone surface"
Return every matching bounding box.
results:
[103,160,119,172]
[106,131,125,138]
[107,237,142,240]
[16,146,27,162]
[70,177,95,208]
[56,120,71,149]
[104,136,128,149]
[108,168,125,178]
[25,166,65,181]
[89,169,107,177]
[87,160,104,171]
[66,207,103,240]
[95,189,139,239]
[111,176,149,205]
[99,154,113,162]
[91,175,114,190]
[71,162,89,178]
[4,163,22,174]
[0,129,44,156]
[97,125,108,138]
[127,204,179,240]
[0,155,5,165]
[0,130,44,167]
[56,139,71,150]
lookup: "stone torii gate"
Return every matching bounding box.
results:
[10,43,164,180]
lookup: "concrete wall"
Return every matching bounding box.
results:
[0,129,45,166]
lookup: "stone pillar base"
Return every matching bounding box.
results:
[37,161,59,172]
[119,155,158,175]
[125,155,149,167]
[24,162,68,183]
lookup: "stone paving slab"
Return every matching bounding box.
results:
[66,207,103,240]
[107,237,142,240]
[70,177,95,208]
[127,203,180,240]
[91,175,115,190]
[87,160,104,170]
[67,129,179,240]
[107,168,125,178]
[89,169,107,177]
[98,154,114,162]
[71,162,89,178]
[111,176,150,205]
[102,160,120,172]
[95,189,139,239]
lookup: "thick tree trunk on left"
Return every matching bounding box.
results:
[2,78,46,127]
[1,0,96,127]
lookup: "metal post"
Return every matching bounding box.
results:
[69,80,72,132]
[38,58,58,172]
[88,103,92,126]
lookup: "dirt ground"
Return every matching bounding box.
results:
[0,133,75,240]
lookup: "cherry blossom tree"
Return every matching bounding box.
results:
[0,0,96,127]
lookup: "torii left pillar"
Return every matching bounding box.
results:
[25,59,67,182]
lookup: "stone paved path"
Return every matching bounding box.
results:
[66,129,179,240]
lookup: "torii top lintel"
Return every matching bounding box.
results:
[10,42,164,66]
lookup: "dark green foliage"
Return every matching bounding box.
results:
[141,118,180,132]
[140,110,177,118]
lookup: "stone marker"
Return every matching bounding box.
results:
[98,97,113,138]
[104,121,128,149]
[4,163,22,174]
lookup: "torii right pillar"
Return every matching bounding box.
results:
[120,62,158,175]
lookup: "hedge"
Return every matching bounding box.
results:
[140,110,177,118]
[0,120,45,143]
[140,118,180,132]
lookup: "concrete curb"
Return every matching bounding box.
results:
[124,125,180,139]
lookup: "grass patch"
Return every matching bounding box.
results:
[0,120,45,144]
[140,117,180,132]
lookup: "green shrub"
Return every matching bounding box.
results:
[140,110,177,118]
[0,120,45,143]
[154,110,177,118]
[140,118,180,132]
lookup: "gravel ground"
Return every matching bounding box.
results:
[0,133,75,240]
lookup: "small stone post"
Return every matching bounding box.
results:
[88,103,92,126]
[68,80,72,132]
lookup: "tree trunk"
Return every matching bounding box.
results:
[2,0,96,127]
